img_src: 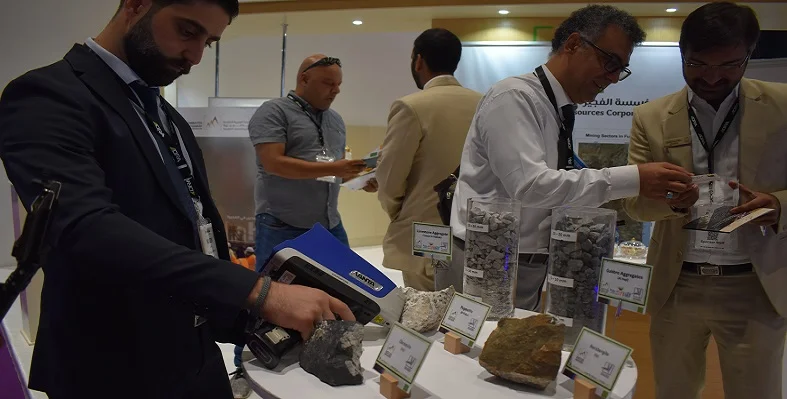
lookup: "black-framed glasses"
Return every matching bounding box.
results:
[682,54,750,73]
[581,38,632,81]
[303,57,342,73]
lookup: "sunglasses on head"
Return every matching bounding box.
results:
[303,57,342,73]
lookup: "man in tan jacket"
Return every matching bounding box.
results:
[623,3,787,399]
[375,28,482,290]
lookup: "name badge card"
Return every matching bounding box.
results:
[564,327,633,398]
[373,322,433,394]
[412,222,452,261]
[597,258,653,314]
[438,292,492,347]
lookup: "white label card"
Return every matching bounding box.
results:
[695,231,738,250]
[412,223,452,261]
[373,323,433,394]
[464,268,484,278]
[551,230,578,242]
[564,327,633,394]
[467,222,489,233]
[547,274,574,288]
[438,293,492,347]
[597,258,653,313]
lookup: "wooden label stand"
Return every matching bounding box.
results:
[380,372,410,399]
[574,378,600,399]
[443,332,471,354]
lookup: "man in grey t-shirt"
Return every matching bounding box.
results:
[230,54,366,397]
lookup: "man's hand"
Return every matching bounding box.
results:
[258,282,356,341]
[666,184,699,210]
[637,162,693,201]
[332,159,367,181]
[729,182,781,226]
[363,178,378,193]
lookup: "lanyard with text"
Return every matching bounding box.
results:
[287,94,326,151]
[687,98,739,200]
[130,97,200,202]
[535,66,574,170]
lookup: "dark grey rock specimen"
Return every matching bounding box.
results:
[299,320,364,386]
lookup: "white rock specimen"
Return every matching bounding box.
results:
[399,286,456,332]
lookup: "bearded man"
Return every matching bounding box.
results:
[0,1,355,398]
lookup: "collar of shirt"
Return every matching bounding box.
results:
[540,64,573,112]
[423,74,452,90]
[688,83,740,113]
[287,90,323,117]
[85,38,156,90]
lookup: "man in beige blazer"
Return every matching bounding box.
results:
[375,28,482,290]
[623,3,787,399]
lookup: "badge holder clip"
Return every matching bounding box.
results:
[443,332,471,355]
[380,372,410,399]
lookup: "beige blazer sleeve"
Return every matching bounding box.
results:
[623,107,685,223]
[376,99,422,221]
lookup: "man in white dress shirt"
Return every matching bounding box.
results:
[438,4,694,311]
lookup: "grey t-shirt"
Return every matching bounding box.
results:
[248,91,346,229]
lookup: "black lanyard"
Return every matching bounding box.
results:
[687,97,739,200]
[687,99,739,174]
[287,94,325,149]
[130,95,200,201]
[535,66,574,170]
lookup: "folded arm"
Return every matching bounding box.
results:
[376,100,421,220]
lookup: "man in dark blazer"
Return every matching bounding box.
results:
[0,1,353,398]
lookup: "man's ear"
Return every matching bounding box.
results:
[564,32,584,54]
[414,54,424,73]
[119,0,154,22]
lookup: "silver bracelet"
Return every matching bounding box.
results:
[253,276,272,318]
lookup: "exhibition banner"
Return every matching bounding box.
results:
[455,44,686,145]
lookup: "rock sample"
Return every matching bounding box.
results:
[545,209,615,349]
[399,286,455,332]
[464,203,520,319]
[299,320,364,386]
[479,314,565,390]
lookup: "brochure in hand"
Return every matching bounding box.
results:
[683,206,774,233]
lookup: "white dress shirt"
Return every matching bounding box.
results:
[450,65,640,253]
[684,85,750,265]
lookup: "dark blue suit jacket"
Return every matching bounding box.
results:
[0,44,259,398]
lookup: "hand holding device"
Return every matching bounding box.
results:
[259,282,355,341]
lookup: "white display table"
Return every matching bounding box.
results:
[244,308,638,399]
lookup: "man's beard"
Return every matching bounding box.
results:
[123,11,191,87]
[411,57,423,90]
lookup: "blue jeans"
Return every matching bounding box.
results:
[233,213,349,368]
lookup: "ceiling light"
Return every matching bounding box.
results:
[352,20,363,25]
[498,9,510,15]
[665,8,677,13]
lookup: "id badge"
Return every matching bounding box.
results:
[315,153,337,183]
[692,204,738,250]
[198,219,219,259]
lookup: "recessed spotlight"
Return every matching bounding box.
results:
[352,20,363,25]
[498,9,510,15]
[666,8,677,13]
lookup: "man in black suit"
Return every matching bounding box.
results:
[0,1,354,398]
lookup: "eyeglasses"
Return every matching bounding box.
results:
[581,38,632,81]
[302,57,342,73]
[683,54,750,73]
